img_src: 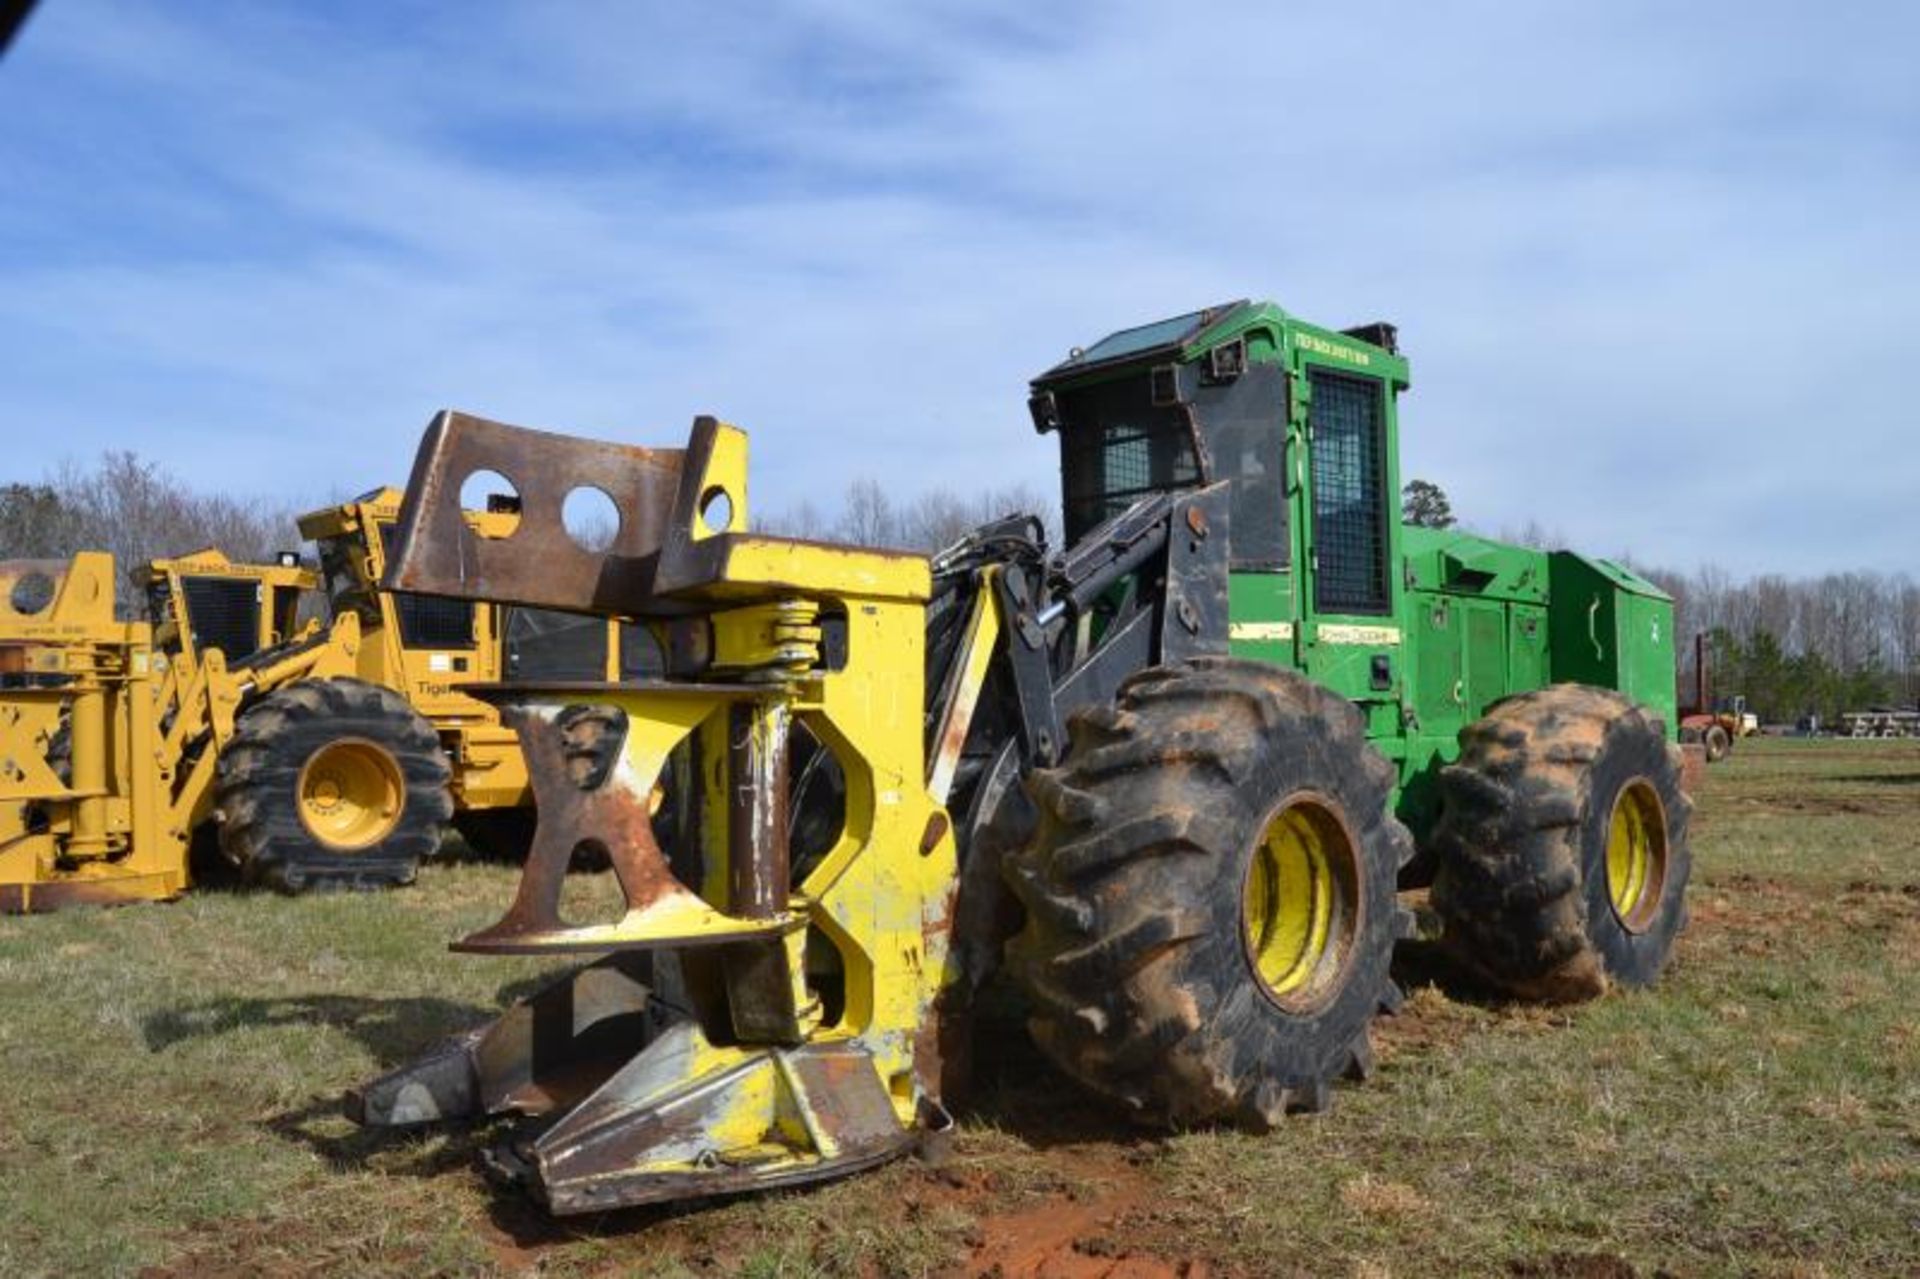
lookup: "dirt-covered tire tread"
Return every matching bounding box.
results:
[1429,684,1693,1003]
[1003,657,1414,1130]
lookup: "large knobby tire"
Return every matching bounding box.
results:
[1003,658,1412,1129]
[1429,685,1692,1003]
[216,677,453,894]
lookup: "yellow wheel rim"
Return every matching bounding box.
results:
[1243,795,1362,1012]
[297,739,405,851]
[1605,779,1668,932]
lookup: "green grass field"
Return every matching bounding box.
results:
[1,738,1914,1277]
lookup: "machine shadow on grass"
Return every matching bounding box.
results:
[142,991,513,1181]
[269,1094,497,1181]
[133,970,1150,1246]
[1389,938,1514,1008]
[133,933,1548,1247]
[169,828,502,900]
[946,979,1143,1149]
[138,991,508,1177]
[149,958,1484,1245]
[142,991,499,1064]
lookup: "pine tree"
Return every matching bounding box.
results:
[1401,478,1456,529]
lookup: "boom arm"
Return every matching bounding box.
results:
[929,482,1232,772]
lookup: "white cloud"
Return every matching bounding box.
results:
[1,0,1915,572]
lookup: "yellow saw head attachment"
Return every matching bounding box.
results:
[351,410,986,1212]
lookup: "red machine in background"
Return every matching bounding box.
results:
[1679,632,1756,762]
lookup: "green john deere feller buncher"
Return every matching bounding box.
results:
[352,298,1692,1212]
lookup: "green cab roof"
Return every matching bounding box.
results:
[1031,297,1406,390]
[1034,300,1250,386]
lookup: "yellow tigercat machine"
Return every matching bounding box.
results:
[0,494,647,910]
[0,549,370,909]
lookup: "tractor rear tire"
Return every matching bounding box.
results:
[1002,658,1412,1129]
[216,678,453,894]
[1702,723,1732,762]
[1429,685,1692,1003]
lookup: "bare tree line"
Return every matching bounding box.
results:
[5,456,1912,720]
[0,453,1061,609]
[0,454,300,614]
[760,476,1061,552]
[1,454,1059,569]
[1631,563,1920,722]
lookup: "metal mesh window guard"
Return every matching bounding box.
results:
[1058,380,1198,541]
[1309,369,1390,614]
[181,577,262,662]
[396,593,477,649]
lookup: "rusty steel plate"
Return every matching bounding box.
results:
[383,410,687,614]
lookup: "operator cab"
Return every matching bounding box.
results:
[1030,302,1289,573]
[1029,299,1407,625]
[140,553,308,667]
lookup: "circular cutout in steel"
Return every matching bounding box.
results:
[458,469,521,537]
[9,571,56,617]
[698,486,733,535]
[561,486,621,552]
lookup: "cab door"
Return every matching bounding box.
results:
[1294,356,1404,730]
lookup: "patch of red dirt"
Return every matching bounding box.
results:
[477,1216,546,1273]
[946,1153,1205,1279]
[1371,982,1487,1062]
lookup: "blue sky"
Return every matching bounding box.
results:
[3,1,1915,574]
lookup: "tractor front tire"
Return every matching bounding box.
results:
[1003,658,1412,1129]
[1430,685,1692,1002]
[217,678,453,894]
[1702,723,1732,762]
